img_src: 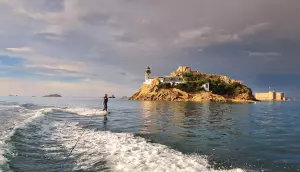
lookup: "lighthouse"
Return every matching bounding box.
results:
[145,66,151,80]
[143,66,185,85]
[144,66,152,84]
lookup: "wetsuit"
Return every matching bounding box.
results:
[103,96,108,111]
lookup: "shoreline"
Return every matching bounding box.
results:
[128,98,257,103]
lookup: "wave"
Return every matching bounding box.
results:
[19,103,40,110]
[0,104,21,110]
[0,107,54,171]
[1,105,246,172]
[50,121,245,172]
[58,107,108,116]
[0,105,105,171]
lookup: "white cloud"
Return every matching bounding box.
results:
[249,52,281,56]
[9,1,81,41]
[177,27,212,41]
[1,48,93,79]
[13,7,45,20]
[36,25,64,36]
[5,47,35,53]
[1,45,139,88]
[0,78,135,97]
[2,47,85,71]
[239,22,272,37]
[43,34,64,41]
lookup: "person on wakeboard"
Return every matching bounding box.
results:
[103,94,108,111]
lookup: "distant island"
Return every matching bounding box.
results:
[129,66,256,102]
[108,94,115,98]
[43,94,62,97]
[121,96,129,99]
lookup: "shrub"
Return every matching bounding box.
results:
[182,73,203,81]
[158,83,172,89]
[182,73,193,78]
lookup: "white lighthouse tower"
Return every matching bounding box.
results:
[144,66,153,84]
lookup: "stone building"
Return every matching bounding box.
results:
[144,66,184,85]
[255,90,287,101]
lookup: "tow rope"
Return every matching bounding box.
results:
[59,109,99,172]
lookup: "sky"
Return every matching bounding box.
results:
[0,0,300,97]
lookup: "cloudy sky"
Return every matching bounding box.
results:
[0,0,300,97]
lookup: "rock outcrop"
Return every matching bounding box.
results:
[170,66,202,77]
[129,66,256,102]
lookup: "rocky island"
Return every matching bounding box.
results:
[43,94,62,97]
[129,66,256,102]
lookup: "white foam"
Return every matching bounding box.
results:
[0,107,54,166]
[0,105,20,109]
[0,105,99,168]
[0,106,245,172]
[0,105,106,164]
[60,108,108,116]
[0,144,6,164]
[50,122,245,172]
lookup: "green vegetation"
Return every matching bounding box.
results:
[158,73,253,96]
[182,72,203,82]
[175,82,205,92]
[158,83,172,89]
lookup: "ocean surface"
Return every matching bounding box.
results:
[0,96,299,172]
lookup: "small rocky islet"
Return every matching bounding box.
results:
[129,66,256,102]
[43,94,62,97]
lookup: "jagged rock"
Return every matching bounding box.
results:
[170,66,192,76]
[219,76,233,84]
[177,66,192,73]
[233,93,255,100]
[191,92,226,102]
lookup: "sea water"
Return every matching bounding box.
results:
[0,96,299,172]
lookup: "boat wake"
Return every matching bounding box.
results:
[1,105,245,172]
[50,121,245,172]
[0,104,54,171]
[59,107,108,116]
